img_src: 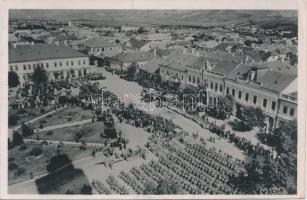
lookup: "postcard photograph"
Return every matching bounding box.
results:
[1,3,304,198]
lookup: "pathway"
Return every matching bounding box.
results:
[33,118,92,133]
[8,106,66,139]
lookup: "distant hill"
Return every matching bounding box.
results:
[9,10,297,27]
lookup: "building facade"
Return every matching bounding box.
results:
[9,43,90,86]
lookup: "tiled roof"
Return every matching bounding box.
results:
[111,51,155,63]
[139,58,161,73]
[226,62,297,93]
[206,50,244,65]
[156,48,177,57]
[127,39,148,49]
[210,61,239,76]
[84,37,116,48]
[258,71,296,93]
[158,51,206,72]
[9,44,88,63]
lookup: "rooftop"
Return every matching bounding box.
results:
[84,37,116,48]
[139,58,161,73]
[126,39,149,49]
[110,51,155,63]
[9,43,88,63]
[226,61,297,93]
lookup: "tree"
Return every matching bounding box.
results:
[244,40,252,47]
[240,107,265,130]
[127,63,137,79]
[21,123,34,137]
[46,154,72,172]
[286,52,298,65]
[8,162,18,171]
[29,147,43,156]
[31,66,48,102]
[104,127,117,139]
[8,71,20,87]
[218,94,234,119]
[12,131,24,146]
[8,114,19,126]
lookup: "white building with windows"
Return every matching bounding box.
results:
[223,61,297,130]
[84,37,122,57]
[9,43,89,86]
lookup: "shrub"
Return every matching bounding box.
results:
[19,144,28,151]
[104,127,117,139]
[67,117,72,122]
[46,131,53,136]
[21,123,34,137]
[12,131,24,146]
[8,114,19,126]
[41,141,49,146]
[17,108,27,115]
[15,167,26,176]
[8,157,15,162]
[8,162,18,171]
[46,154,72,172]
[29,147,43,156]
[40,108,45,113]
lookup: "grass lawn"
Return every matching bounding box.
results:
[8,143,94,185]
[8,106,55,128]
[32,106,94,128]
[29,121,106,143]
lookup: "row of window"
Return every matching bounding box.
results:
[188,74,200,85]
[165,70,184,81]
[226,87,276,110]
[209,81,223,93]
[282,105,295,116]
[226,87,295,116]
[91,47,116,53]
[10,59,88,71]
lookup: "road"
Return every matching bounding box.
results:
[94,68,245,160]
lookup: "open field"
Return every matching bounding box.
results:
[8,106,55,128]
[31,106,94,128]
[28,121,106,143]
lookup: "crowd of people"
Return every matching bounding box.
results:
[208,122,273,157]
[105,175,129,195]
[91,179,111,194]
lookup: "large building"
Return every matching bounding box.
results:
[157,49,297,128]
[223,61,297,130]
[84,37,122,57]
[159,48,207,86]
[108,51,156,71]
[9,43,89,86]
